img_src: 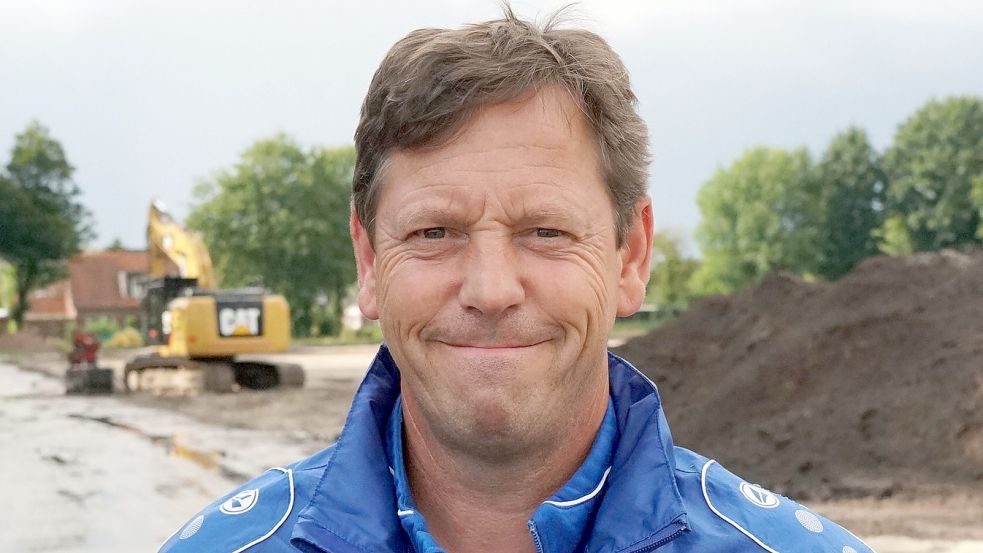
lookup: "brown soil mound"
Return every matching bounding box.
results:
[614,249,983,501]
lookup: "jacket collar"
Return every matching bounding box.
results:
[586,353,689,552]
[291,345,687,553]
[391,395,619,553]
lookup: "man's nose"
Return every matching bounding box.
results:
[457,236,525,317]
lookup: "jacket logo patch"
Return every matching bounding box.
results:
[739,482,779,509]
[179,515,204,539]
[795,509,824,533]
[220,489,260,515]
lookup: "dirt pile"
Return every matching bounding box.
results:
[614,249,983,501]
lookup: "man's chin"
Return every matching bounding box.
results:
[442,404,539,460]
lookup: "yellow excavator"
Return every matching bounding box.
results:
[123,201,304,393]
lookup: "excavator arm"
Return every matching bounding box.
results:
[147,200,217,288]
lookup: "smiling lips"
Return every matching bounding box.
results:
[439,341,546,349]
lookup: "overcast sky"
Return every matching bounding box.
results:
[2,0,982,251]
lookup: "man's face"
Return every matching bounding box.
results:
[352,87,652,457]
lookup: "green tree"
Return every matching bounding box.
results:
[881,96,983,252]
[0,122,92,326]
[876,214,914,256]
[811,127,886,279]
[645,230,699,317]
[187,135,357,336]
[690,146,815,295]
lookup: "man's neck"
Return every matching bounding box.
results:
[401,388,609,553]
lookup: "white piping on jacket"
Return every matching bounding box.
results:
[393,466,611,516]
[700,460,780,553]
[235,467,296,553]
[543,466,612,508]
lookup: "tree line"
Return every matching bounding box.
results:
[649,95,983,315]
[0,123,356,337]
[4,96,981,335]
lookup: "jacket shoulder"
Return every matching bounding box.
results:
[672,448,875,553]
[158,444,336,553]
[158,467,297,552]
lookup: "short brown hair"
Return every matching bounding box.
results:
[352,7,649,246]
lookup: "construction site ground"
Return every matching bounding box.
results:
[3,247,982,553]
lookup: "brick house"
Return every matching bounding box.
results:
[24,250,149,337]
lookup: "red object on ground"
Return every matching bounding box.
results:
[69,332,100,364]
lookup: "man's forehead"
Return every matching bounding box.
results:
[385,88,596,176]
[368,86,610,233]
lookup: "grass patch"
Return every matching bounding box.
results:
[611,318,660,340]
[295,323,385,346]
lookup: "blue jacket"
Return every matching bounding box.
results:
[160,346,875,552]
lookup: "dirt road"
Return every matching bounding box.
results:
[3,345,981,552]
[1,363,228,551]
[0,345,376,552]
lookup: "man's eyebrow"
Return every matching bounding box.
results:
[391,200,592,228]
[521,206,572,218]
[517,203,589,226]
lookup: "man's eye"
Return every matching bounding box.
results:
[420,228,447,239]
[536,228,562,238]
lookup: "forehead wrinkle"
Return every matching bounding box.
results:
[494,187,598,230]
[401,143,572,182]
[392,186,487,228]
[396,193,462,222]
[391,159,586,210]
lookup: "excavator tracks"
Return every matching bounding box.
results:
[123,354,303,394]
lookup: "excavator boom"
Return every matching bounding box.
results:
[147,200,216,288]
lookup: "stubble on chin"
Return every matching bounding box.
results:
[396,310,582,462]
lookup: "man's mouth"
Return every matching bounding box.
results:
[437,340,548,349]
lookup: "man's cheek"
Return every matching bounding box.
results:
[536,265,603,322]
[378,277,438,341]
[375,262,418,313]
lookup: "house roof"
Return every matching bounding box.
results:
[69,250,148,310]
[25,250,149,319]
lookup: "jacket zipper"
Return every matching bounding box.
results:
[528,520,546,553]
[628,522,688,553]
[529,519,687,553]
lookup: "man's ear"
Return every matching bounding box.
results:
[351,208,379,320]
[616,197,654,317]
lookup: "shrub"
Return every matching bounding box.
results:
[339,322,384,344]
[103,327,144,349]
[83,316,120,343]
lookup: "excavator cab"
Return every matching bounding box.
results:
[143,276,198,345]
